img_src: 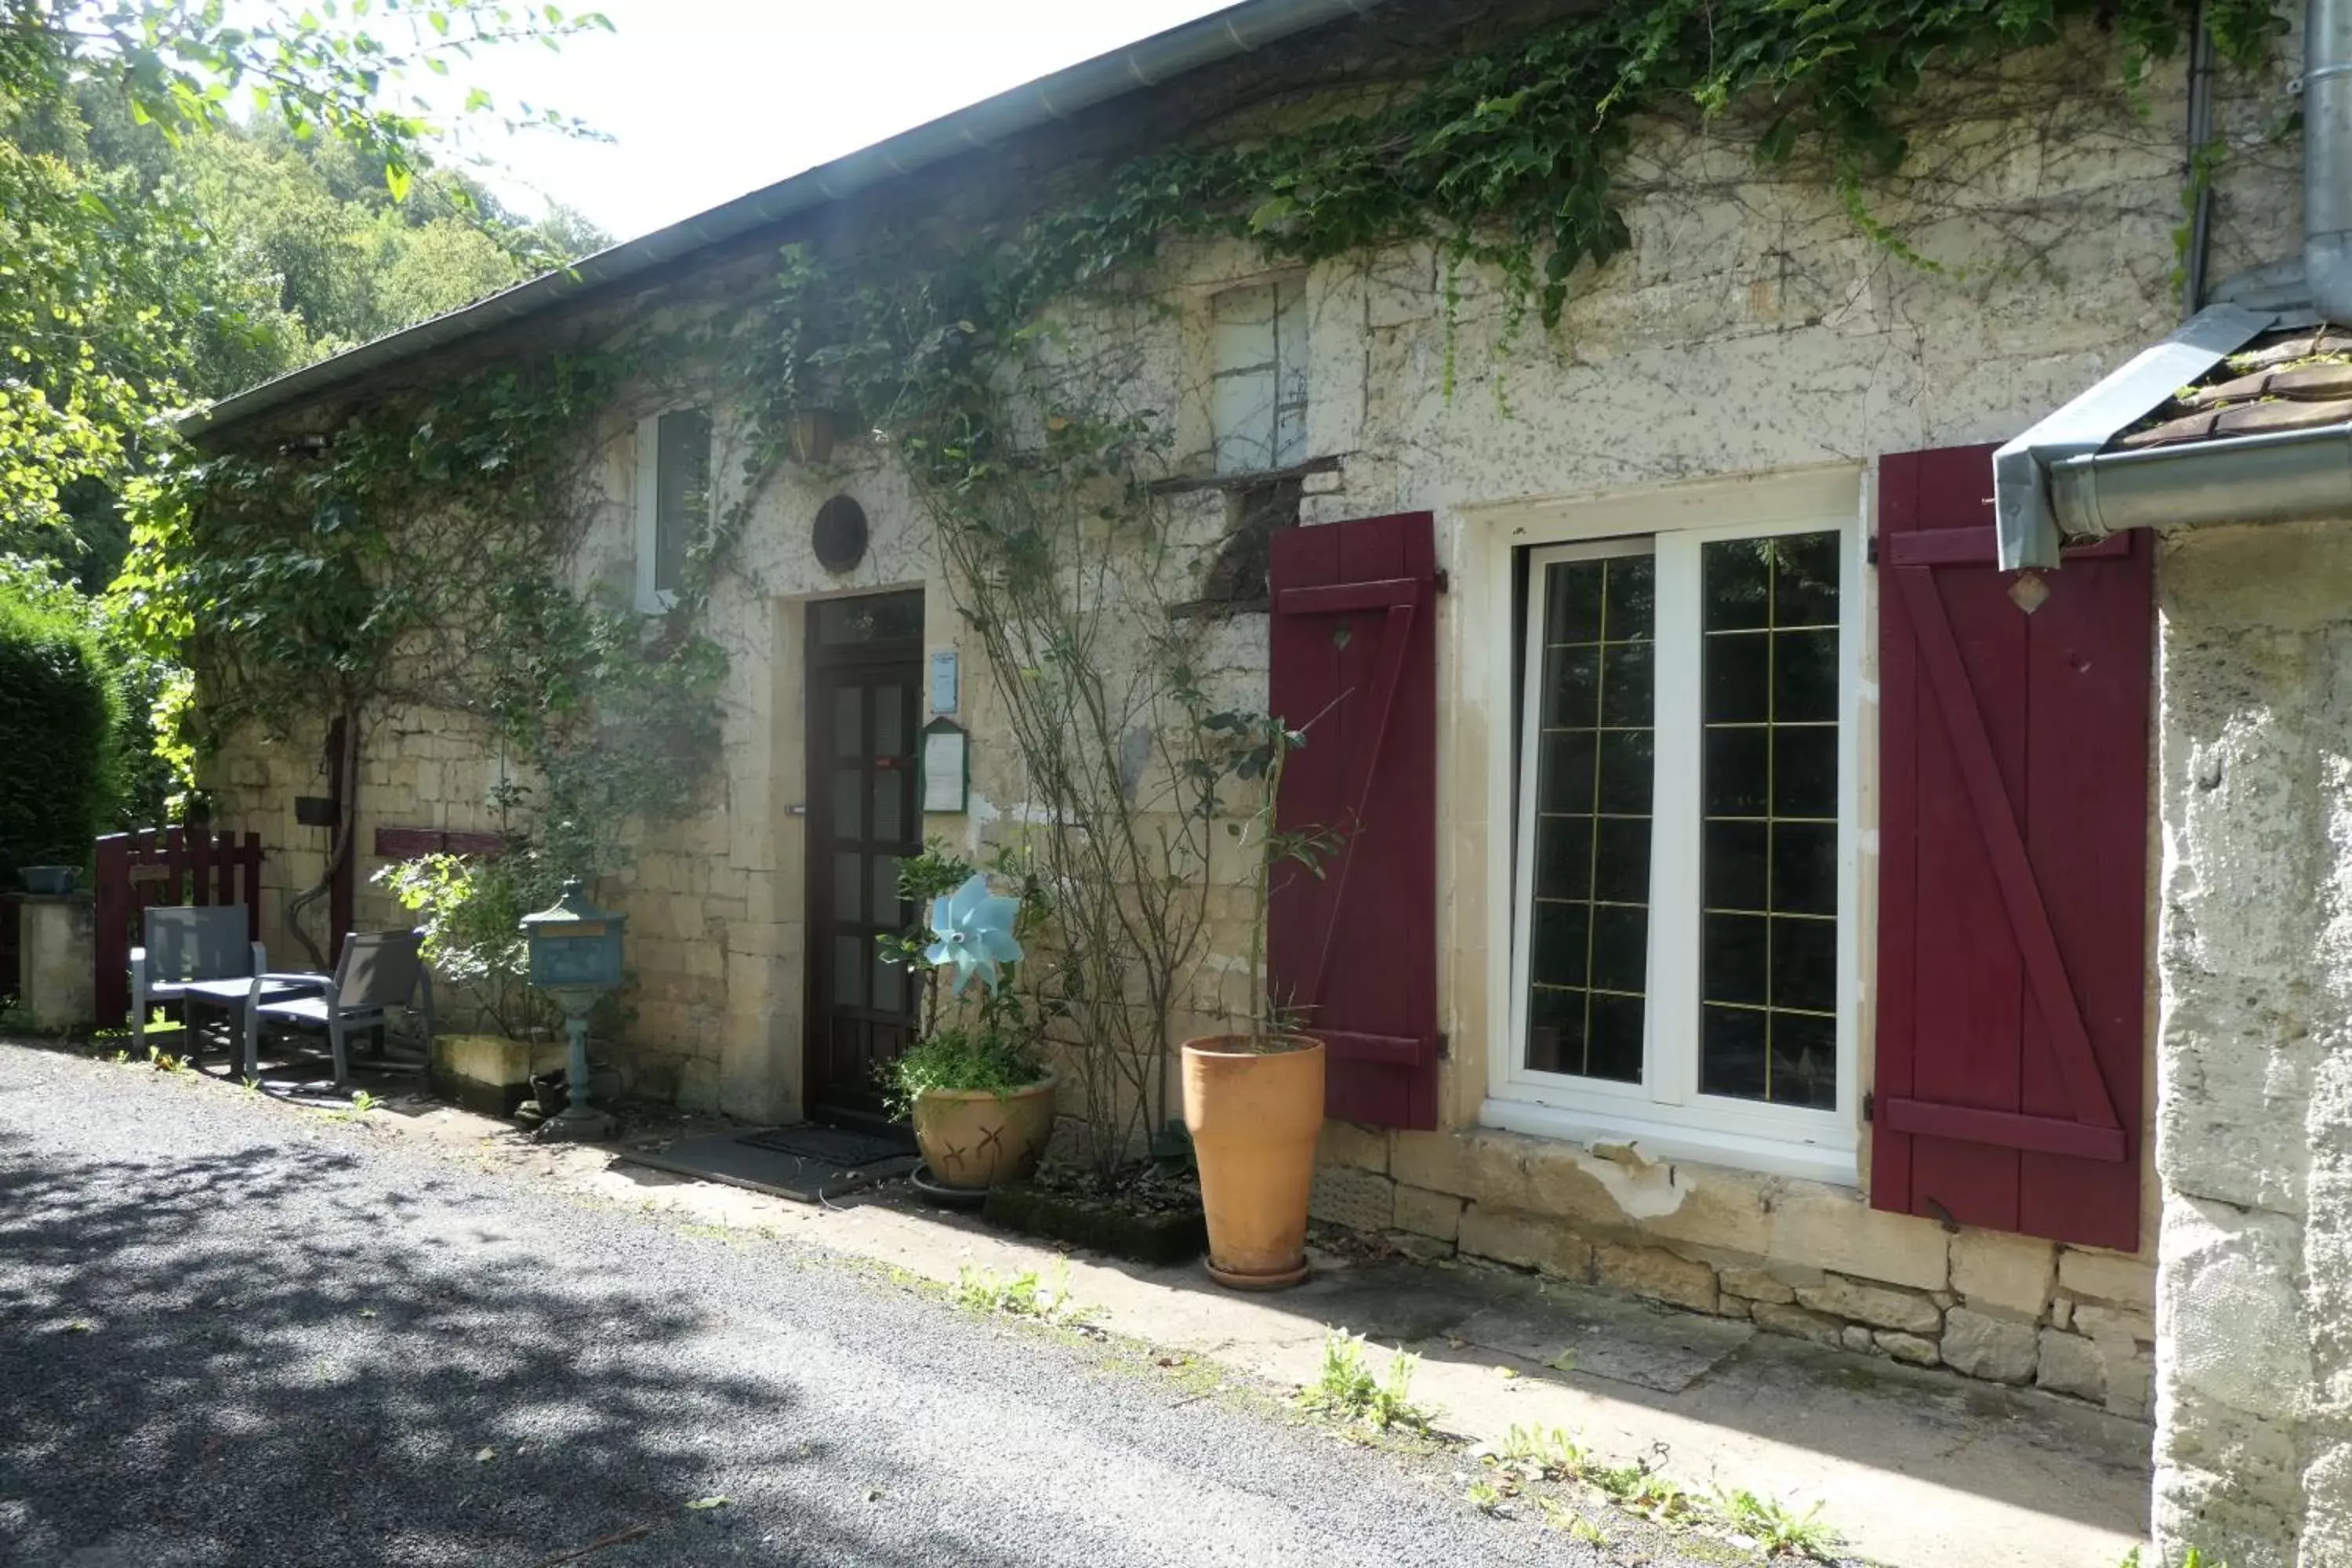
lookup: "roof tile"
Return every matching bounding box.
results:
[2116,326,2352,450]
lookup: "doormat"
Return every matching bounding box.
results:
[735,1123,909,1166]
[615,1124,916,1203]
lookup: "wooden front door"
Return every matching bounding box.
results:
[804,591,924,1123]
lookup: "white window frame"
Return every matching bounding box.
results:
[633,406,710,615]
[1487,483,1864,1184]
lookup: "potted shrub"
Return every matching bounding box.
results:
[1181,714,1339,1291]
[884,848,1055,1192]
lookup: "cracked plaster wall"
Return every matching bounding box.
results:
[2151,519,2352,1568]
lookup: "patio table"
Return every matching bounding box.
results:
[179,973,328,1080]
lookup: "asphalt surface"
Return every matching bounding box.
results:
[0,1042,1646,1568]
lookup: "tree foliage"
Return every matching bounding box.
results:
[2,0,608,577]
[0,571,120,881]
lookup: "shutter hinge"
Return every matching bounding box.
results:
[1862,1091,1875,1123]
[1435,1031,1450,1060]
[1865,535,1880,567]
[1433,568,1450,595]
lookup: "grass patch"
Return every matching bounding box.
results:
[1297,1328,1434,1433]
[1715,1486,1838,1559]
[951,1261,1096,1327]
[1498,1421,1592,1480]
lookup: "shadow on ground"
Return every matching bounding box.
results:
[0,1122,967,1567]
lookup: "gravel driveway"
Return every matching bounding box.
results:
[0,1042,1671,1568]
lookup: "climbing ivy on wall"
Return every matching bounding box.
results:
[714,0,2285,472]
[116,350,727,960]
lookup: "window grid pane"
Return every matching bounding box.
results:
[1698,532,1840,1111]
[1210,278,1308,474]
[1524,554,1652,1084]
[653,408,711,595]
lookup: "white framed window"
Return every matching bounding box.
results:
[1491,503,1863,1181]
[634,405,712,613]
[1209,276,1308,474]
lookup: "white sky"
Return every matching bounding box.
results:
[432,0,1240,243]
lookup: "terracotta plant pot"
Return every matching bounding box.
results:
[1181,1033,1325,1290]
[911,1073,1058,1191]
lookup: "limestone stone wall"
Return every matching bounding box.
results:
[2150,519,2352,1568]
[1312,1122,2158,1414]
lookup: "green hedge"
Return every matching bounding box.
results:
[0,586,119,885]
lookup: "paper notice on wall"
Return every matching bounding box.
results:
[921,725,967,813]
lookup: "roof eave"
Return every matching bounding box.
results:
[183,0,1388,443]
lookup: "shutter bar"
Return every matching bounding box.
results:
[1274,578,1428,615]
[1880,1096,2128,1162]
[1314,1029,1435,1065]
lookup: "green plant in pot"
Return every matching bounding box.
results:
[884,845,1055,1192]
[376,847,571,1116]
[1182,713,1343,1292]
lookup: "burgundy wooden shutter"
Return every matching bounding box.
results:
[1873,445,2152,1250]
[1267,512,1440,1130]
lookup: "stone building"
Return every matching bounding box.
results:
[181,2,2345,1563]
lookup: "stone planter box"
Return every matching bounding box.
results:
[429,1032,565,1116]
[983,1178,1207,1267]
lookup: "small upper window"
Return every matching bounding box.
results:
[637,406,711,612]
[1209,278,1307,475]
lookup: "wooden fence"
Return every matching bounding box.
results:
[93,828,264,1028]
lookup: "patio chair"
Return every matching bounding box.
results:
[245,929,435,1088]
[130,905,264,1051]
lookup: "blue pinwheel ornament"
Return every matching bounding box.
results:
[924,873,1023,996]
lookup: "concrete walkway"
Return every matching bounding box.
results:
[406,1100,2151,1568]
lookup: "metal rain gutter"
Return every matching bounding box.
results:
[1991,303,2278,570]
[2046,419,2352,541]
[184,0,1388,441]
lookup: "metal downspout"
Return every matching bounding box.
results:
[2308,0,2352,321]
[2184,0,2217,320]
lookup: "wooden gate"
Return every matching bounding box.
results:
[93,827,264,1027]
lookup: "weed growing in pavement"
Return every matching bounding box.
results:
[1465,1479,1506,1514]
[951,1262,1094,1327]
[1588,1447,1693,1523]
[339,1089,380,1121]
[2121,1552,2233,1568]
[147,1044,191,1076]
[1715,1487,1839,1559]
[1498,1422,1592,1480]
[1298,1328,1432,1433]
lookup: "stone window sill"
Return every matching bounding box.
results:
[1479,1095,1861,1189]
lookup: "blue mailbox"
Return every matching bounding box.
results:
[522,879,626,1139]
